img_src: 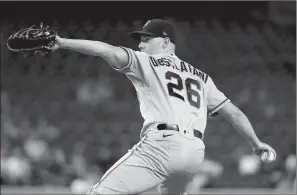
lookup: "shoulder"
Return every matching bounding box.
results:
[121,47,148,57]
[120,47,150,65]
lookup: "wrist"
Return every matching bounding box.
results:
[56,36,66,48]
[250,139,261,149]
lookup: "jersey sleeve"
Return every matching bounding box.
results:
[110,47,148,76]
[206,76,230,117]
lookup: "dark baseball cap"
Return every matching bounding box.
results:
[129,19,177,44]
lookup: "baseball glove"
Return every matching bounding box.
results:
[6,22,58,55]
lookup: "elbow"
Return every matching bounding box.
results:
[229,107,245,123]
[218,102,244,121]
[230,106,244,118]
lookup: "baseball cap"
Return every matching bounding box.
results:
[129,19,177,44]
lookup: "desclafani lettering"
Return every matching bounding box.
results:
[149,56,208,83]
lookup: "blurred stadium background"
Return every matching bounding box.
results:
[1,1,296,194]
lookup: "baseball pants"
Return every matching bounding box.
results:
[87,125,205,194]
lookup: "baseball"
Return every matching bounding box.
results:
[260,151,275,163]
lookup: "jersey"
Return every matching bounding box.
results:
[111,47,230,138]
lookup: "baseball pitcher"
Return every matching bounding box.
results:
[6,19,277,194]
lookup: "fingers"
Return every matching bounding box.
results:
[257,143,277,162]
[264,143,276,159]
[264,145,276,162]
[269,147,277,161]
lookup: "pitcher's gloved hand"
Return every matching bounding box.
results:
[6,22,58,55]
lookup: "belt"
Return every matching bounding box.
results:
[157,123,203,139]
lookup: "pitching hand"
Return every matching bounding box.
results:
[253,142,276,163]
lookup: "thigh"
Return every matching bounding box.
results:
[161,173,193,194]
[161,140,205,194]
[88,136,167,194]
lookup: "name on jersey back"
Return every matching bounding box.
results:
[148,56,208,83]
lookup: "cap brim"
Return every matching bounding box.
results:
[128,31,156,41]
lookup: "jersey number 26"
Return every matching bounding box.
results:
[165,71,201,109]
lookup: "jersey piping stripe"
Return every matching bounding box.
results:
[204,74,209,83]
[87,135,147,194]
[121,47,133,70]
[208,98,230,116]
[110,46,133,72]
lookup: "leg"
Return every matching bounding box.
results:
[161,173,193,195]
[160,145,205,195]
[87,136,167,194]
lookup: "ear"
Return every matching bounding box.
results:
[162,37,170,49]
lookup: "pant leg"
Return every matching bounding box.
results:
[160,135,205,194]
[87,133,173,194]
[160,173,193,194]
[88,129,205,195]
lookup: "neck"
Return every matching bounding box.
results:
[162,46,175,54]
